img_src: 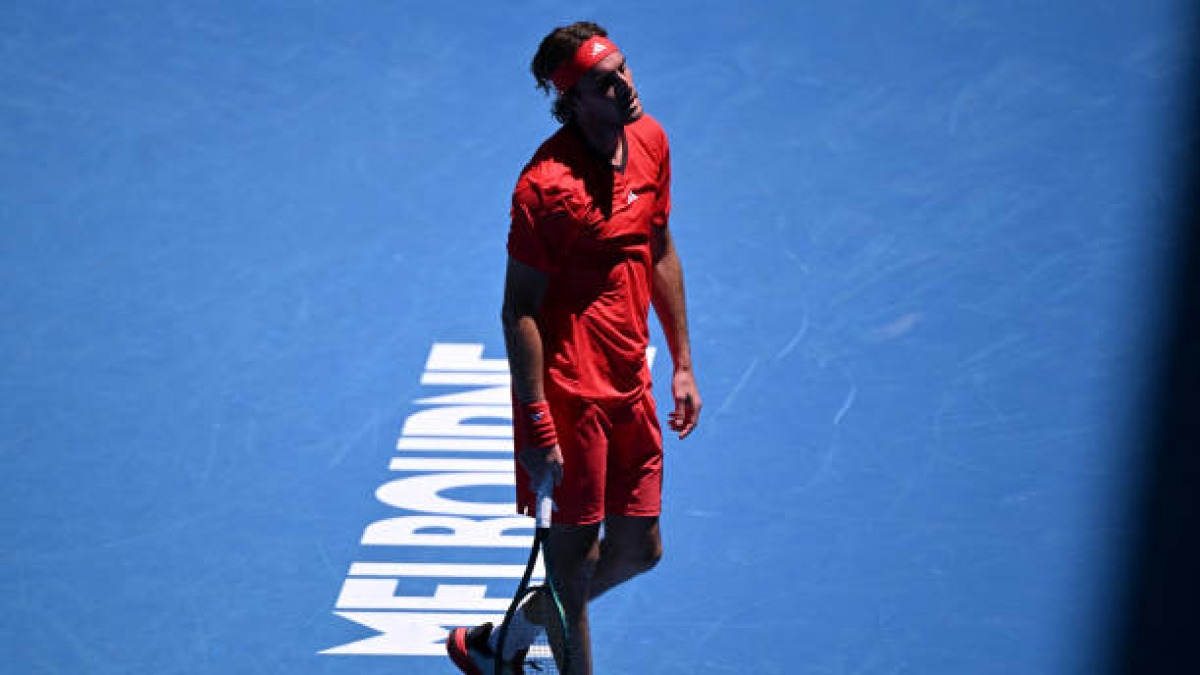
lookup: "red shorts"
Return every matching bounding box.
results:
[514,391,663,526]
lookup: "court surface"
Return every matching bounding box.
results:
[1,1,1193,673]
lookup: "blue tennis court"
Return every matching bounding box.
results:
[2,1,1194,673]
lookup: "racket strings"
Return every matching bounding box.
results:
[500,586,568,674]
[496,597,541,660]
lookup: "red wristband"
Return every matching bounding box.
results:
[520,401,558,448]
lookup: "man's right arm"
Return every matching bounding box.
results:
[501,256,550,404]
[501,255,562,486]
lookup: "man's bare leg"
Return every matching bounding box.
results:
[590,515,662,600]
[546,523,601,675]
[543,516,662,674]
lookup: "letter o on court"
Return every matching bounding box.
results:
[375,472,515,516]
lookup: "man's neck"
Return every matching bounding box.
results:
[575,122,625,168]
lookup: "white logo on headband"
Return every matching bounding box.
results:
[591,42,607,57]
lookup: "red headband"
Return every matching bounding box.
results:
[550,36,620,93]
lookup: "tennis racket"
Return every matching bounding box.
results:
[494,474,571,674]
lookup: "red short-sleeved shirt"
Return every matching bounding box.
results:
[508,114,671,405]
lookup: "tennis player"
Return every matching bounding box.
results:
[446,21,701,675]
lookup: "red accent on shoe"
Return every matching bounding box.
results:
[445,627,484,675]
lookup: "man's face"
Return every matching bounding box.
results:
[570,51,643,126]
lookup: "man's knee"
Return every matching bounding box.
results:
[603,522,663,573]
[637,537,663,573]
[548,525,602,577]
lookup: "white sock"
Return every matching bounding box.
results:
[489,609,541,660]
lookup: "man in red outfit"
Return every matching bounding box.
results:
[448,21,701,675]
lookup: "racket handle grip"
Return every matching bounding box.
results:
[535,473,554,529]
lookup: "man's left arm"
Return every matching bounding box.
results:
[651,225,702,439]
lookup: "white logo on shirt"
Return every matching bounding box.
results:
[627,190,639,204]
